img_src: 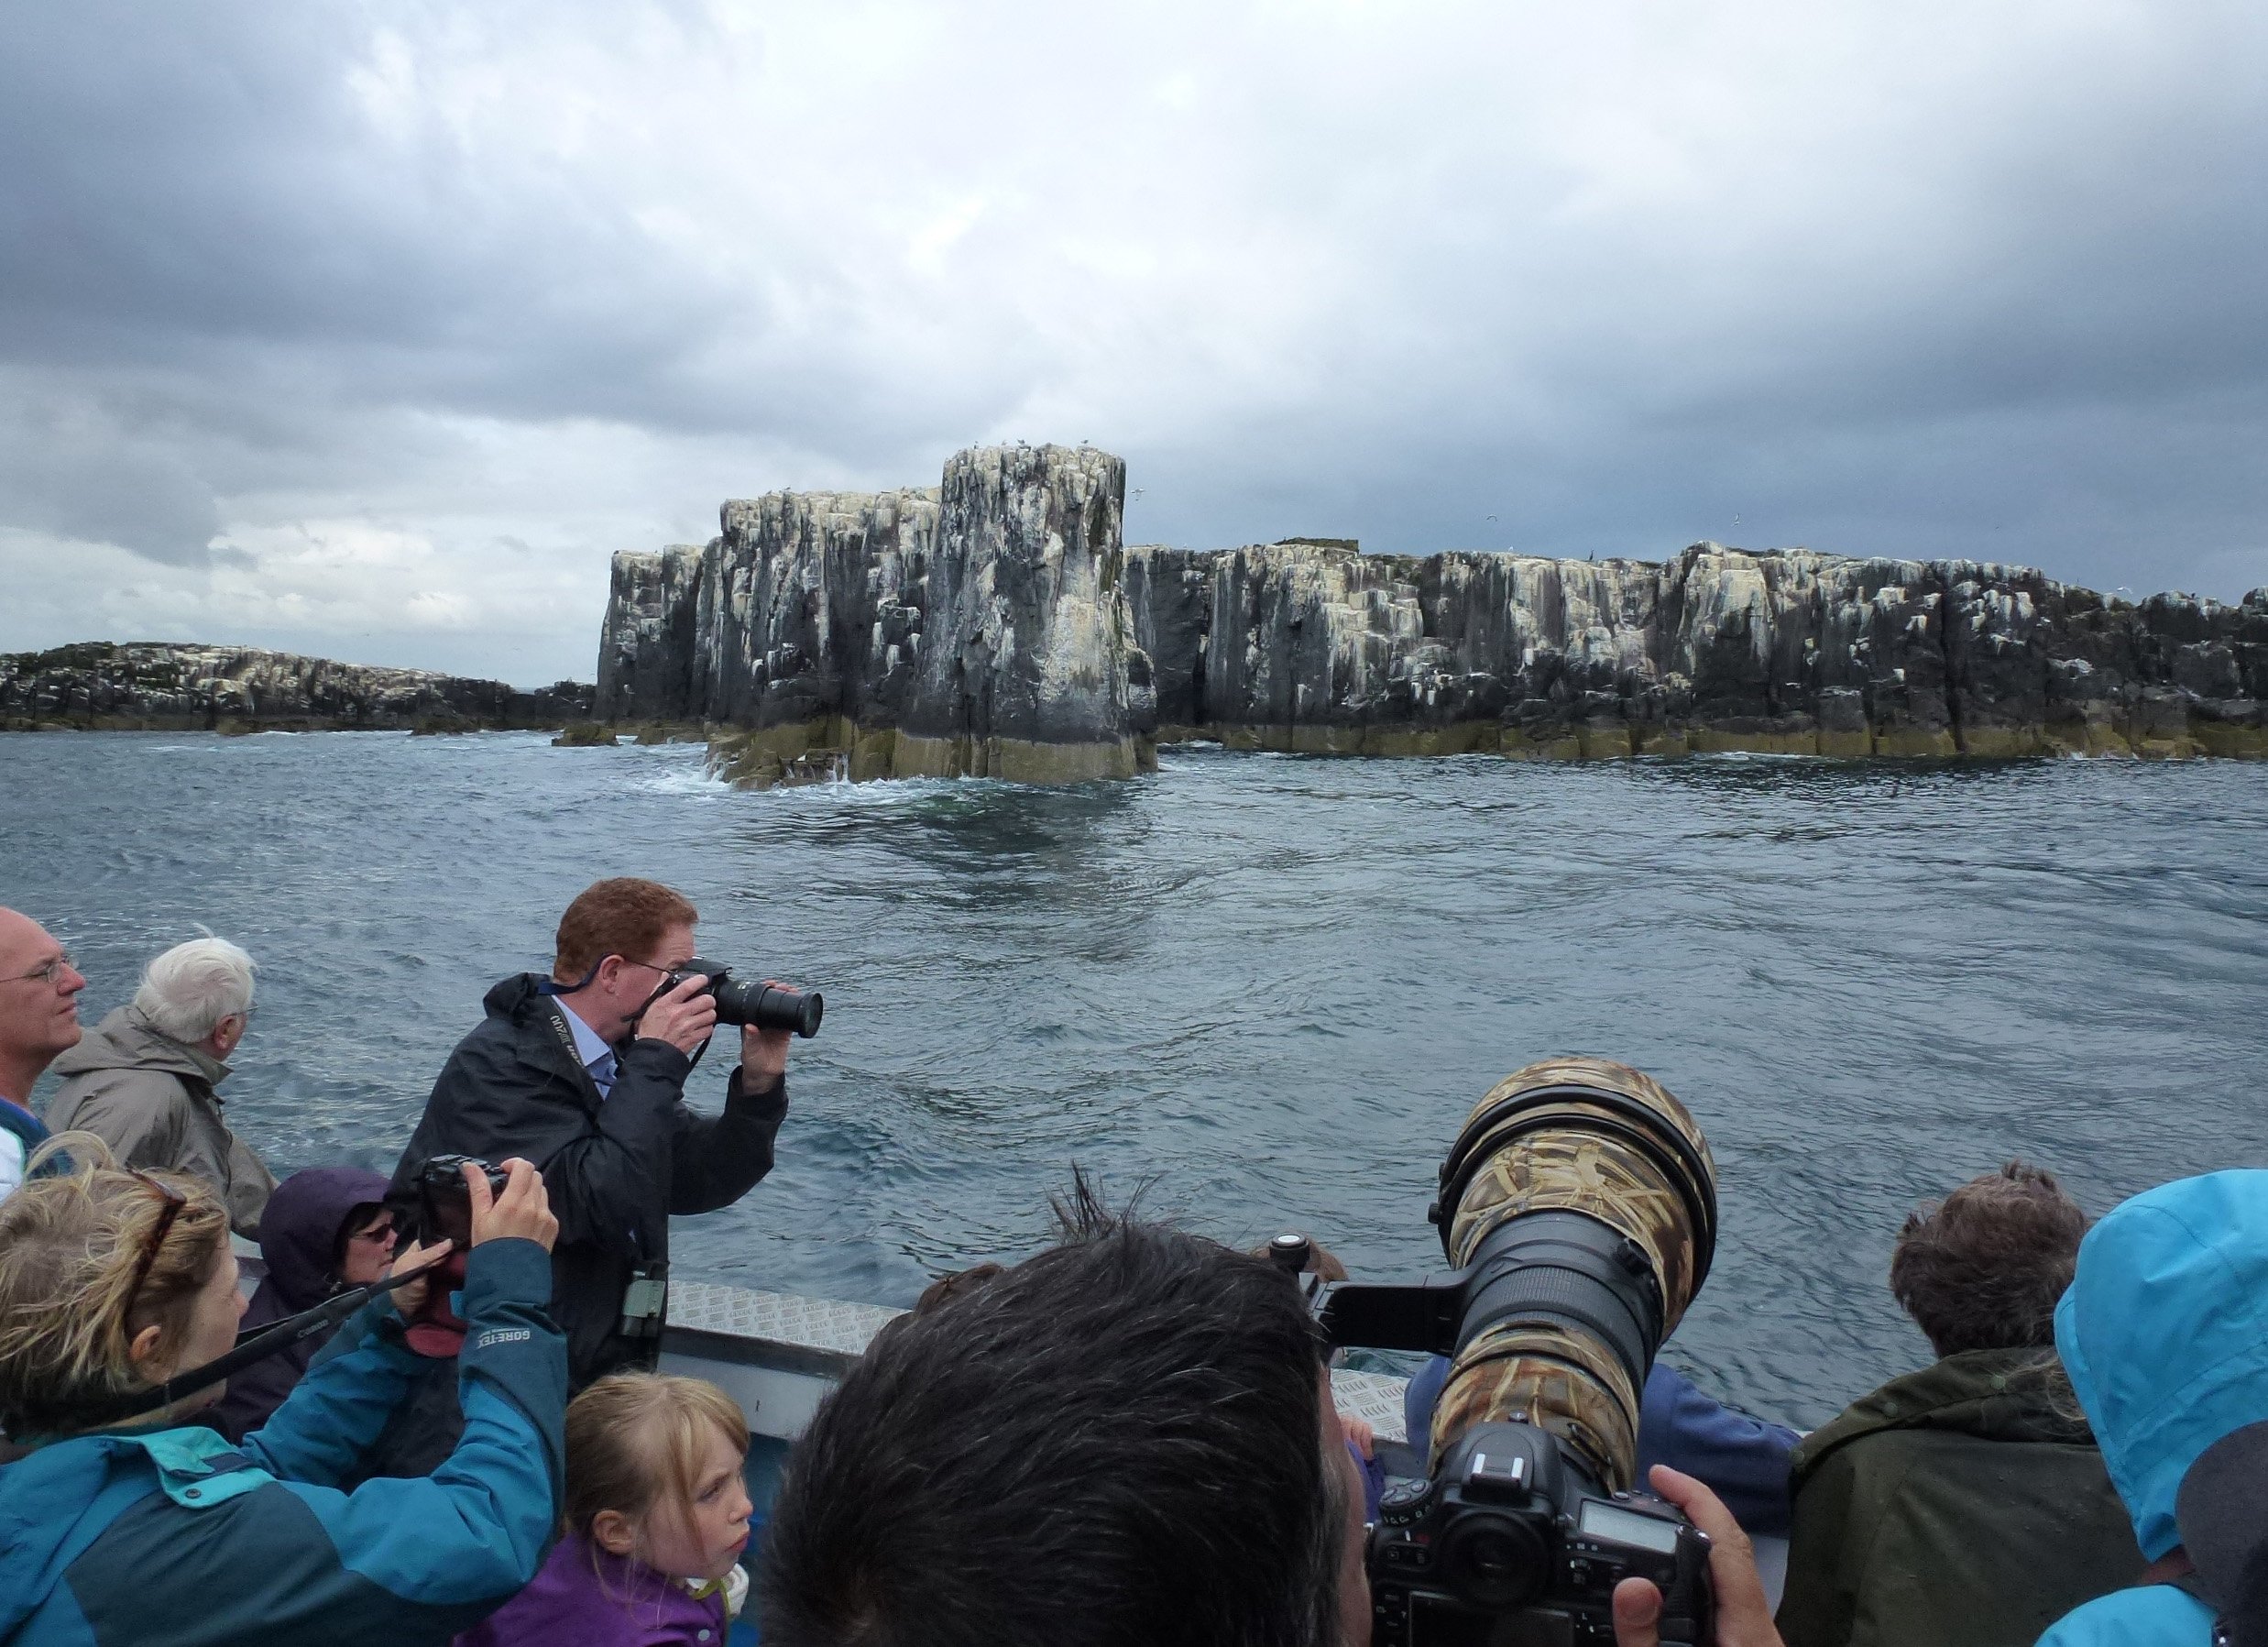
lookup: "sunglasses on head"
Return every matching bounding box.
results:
[79,1189,453,1426]
[123,1169,187,1316]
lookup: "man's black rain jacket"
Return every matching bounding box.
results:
[389,972,788,1387]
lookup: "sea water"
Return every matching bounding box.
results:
[4,730,2264,1427]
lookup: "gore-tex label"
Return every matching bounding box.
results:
[475,1327,533,1350]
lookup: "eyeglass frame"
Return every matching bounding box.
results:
[6,951,80,989]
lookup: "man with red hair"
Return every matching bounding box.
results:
[389,878,793,1411]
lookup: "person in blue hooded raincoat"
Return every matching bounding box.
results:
[2037,1169,2268,1647]
[0,1137,566,1647]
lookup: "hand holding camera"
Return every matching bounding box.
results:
[467,1157,558,1253]
[1613,1468,1783,1647]
[638,972,720,1056]
[416,1155,558,1254]
[384,1236,449,1318]
[631,959,820,1090]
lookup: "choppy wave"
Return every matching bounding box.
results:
[4,730,2265,1426]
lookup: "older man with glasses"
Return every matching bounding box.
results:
[0,907,86,1202]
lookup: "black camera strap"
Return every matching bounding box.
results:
[533,961,603,998]
[69,1246,459,1426]
[534,996,610,1108]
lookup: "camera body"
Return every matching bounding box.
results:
[1369,1421,1711,1647]
[1306,1060,1723,1647]
[417,1152,510,1247]
[669,959,824,1038]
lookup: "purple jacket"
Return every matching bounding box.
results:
[212,1166,390,1442]
[455,1533,730,1647]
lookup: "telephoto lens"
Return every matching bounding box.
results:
[1428,1056,1717,1488]
[678,961,824,1038]
[1315,1055,1720,1647]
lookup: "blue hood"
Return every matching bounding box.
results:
[2057,1169,2268,1560]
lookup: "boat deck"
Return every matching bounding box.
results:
[661,1278,1414,1442]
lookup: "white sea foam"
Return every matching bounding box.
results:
[633,764,731,797]
[743,773,1007,809]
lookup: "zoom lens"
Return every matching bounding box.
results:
[1427,1057,1717,1490]
[709,973,824,1038]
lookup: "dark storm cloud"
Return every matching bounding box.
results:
[0,0,1004,523]
[1119,3,2268,596]
[0,4,724,405]
[0,0,2262,664]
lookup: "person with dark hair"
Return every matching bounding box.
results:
[1775,1161,2143,1647]
[210,1167,398,1441]
[769,1189,1791,1647]
[377,877,796,1476]
[760,1197,1369,1647]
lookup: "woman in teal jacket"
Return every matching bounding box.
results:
[0,1141,567,1647]
[2037,1169,2268,1647]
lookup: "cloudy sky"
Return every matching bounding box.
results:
[2,0,2263,685]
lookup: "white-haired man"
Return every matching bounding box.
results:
[0,908,86,1202]
[46,936,279,1235]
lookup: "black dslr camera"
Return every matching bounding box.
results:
[1367,1421,1710,1647]
[666,959,823,1038]
[418,1153,510,1248]
[1310,1060,1723,1647]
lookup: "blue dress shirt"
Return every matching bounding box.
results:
[558,1003,618,1098]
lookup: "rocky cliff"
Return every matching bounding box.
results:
[597,445,2268,783]
[1,642,593,732]
[599,445,1150,785]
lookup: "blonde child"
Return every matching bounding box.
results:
[459,1373,753,1647]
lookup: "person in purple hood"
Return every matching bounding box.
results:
[210,1164,399,1441]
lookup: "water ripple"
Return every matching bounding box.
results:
[4,732,2266,1425]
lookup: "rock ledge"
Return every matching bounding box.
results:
[2,642,593,733]
[594,446,2268,784]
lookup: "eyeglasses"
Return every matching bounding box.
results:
[7,951,77,988]
[124,1169,188,1316]
[347,1219,397,1246]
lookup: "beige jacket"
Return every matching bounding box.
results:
[44,1005,278,1236]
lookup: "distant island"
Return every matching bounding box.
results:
[12,450,2262,777]
[595,444,2268,785]
[1,642,592,733]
